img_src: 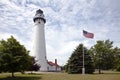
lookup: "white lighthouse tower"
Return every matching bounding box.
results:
[33,9,48,71]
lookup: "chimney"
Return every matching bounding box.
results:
[55,59,57,64]
[55,59,57,71]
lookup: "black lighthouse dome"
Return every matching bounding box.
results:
[33,9,46,23]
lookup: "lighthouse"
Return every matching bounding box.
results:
[33,9,48,71]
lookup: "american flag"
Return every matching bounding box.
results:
[83,30,94,38]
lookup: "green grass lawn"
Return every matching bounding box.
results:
[0,71,120,80]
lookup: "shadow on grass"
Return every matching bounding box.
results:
[0,76,41,80]
[27,73,43,75]
[94,72,120,75]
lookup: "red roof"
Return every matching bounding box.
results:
[47,61,60,67]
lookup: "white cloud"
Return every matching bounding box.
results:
[0,0,120,65]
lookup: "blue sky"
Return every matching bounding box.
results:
[0,0,120,65]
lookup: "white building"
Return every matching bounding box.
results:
[33,9,61,72]
[47,59,61,72]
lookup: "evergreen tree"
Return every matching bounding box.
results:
[29,57,41,73]
[66,44,94,74]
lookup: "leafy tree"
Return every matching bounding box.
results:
[0,36,32,77]
[112,47,120,71]
[66,44,94,74]
[91,39,114,73]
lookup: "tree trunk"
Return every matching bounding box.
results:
[21,70,25,74]
[12,72,14,77]
[99,69,101,74]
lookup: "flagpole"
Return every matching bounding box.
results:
[82,30,94,74]
[82,45,85,74]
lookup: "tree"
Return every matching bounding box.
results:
[112,47,120,71]
[66,44,94,74]
[0,36,32,77]
[29,57,41,73]
[91,39,114,73]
